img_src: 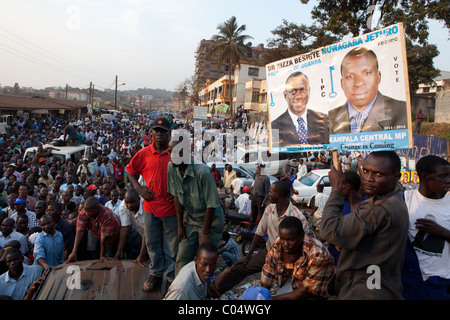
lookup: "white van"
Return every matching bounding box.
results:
[23,144,88,164]
[0,115,11,134]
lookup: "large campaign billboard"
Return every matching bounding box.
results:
[267,23,412,153]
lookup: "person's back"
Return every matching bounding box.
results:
[231,173,243,196]
[235,191,251,215]
[312,186,329,229]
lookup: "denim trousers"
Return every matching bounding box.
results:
[175,211,224,276]
[143,212,178,281]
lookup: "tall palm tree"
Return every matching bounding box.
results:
[209,16,253,114]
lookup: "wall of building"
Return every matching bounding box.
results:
[435,79,450,124]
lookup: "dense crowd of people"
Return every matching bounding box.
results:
[0,112,448,301]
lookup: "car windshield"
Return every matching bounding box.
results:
[299,172,319,187]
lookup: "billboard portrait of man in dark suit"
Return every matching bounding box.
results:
[271,71,329,147]
[328,47,407,134]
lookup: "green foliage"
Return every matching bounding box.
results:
[209,16,253,111]
[209,16,253,69]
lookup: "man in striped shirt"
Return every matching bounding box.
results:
[208,180,308,298]
[261,216,335,299]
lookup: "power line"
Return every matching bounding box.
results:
[0,28,117,88]
[0,27,115,81]
[0,43,93,82]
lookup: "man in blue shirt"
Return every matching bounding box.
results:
[34,215,65,270]
[90,156,108,178]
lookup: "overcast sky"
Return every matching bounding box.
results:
[1,0,448,92]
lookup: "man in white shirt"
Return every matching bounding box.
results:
[404,155,450,299]
[114,189,145,261]
[297,159,308,180]
[231,172,244,197]
[311,185,329,230]
[0,218,28,255]
[341,152,352,172]
[234,186,251,216]
[105,189,122,217]
[0,248,43,300]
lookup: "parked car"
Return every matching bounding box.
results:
[291,169,331,204]
[304,161,329,172]
[210,163,278,187]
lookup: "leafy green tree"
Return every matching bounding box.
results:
[209,16,253,112]
[263,20,338,63]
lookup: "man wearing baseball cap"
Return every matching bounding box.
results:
[235,186,252,216]
[127,117,178,294]
[151,118,172,131]
[76,157,94,178]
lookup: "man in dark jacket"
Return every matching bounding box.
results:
[320,151,409,299]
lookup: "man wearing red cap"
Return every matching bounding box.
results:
[127,118,178,294]
[235,186,251,216]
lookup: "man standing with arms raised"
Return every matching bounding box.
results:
[127,118,178,294]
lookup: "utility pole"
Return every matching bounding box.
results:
[89,82,93,105]
[65,84,68,99]
[115,75,118,110]
[114,76,125,111]
[91,84,95,109]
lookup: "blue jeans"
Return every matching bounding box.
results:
[143,212,178,281]
[221,251,238,265]
[175,210,224,275]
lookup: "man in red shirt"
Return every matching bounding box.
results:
[127,118,178,294]
[66,196,120,262]
[142,129,152,147]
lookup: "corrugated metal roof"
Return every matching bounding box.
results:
[0,94,137,113]
[34,260,162,300]
[0,94,85,111]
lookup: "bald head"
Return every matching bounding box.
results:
[124,188,140,212]
[84,196,100,218]
[125,188,139,201]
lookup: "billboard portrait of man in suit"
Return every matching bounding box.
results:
[271,71,329,147]
[328,47,407,134]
